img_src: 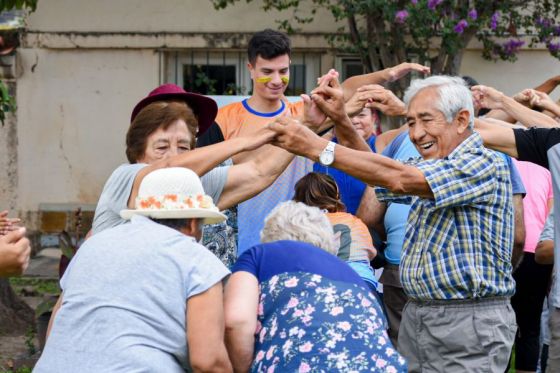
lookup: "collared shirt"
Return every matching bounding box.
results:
[375,132,516,300]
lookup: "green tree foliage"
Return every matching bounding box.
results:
[212,0,560,90]
[0,0,37,13]
[0,0,37,124]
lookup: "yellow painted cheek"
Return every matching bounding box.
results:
[255,76,290,84]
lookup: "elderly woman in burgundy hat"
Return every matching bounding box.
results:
[91,83,315,241]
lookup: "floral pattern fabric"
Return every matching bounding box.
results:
[202,205,237,268]
[252,272,407,372]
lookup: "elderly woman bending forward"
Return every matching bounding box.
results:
[224,201,406,372]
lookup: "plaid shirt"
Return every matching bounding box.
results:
[375,132,516,300]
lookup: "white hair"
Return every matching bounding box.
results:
[403,75,474,130]
[260,201,337,255]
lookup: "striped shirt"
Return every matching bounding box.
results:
[375,132,516,300]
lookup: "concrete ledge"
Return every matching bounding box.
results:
[22,31,335,50]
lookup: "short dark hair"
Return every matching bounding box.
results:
[293,172,345,213]
[247,29,291,65]
[461,76,479,88]
[125,101,198,163]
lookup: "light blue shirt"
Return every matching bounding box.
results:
[35,215,230,372]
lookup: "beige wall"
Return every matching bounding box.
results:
[461,50,560,101]
[16,48,158,210]
[26,0,338,33]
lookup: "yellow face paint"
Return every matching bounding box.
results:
[256,76,272,83]
[255,76,290,85]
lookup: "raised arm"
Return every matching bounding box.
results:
[267,118,432,198]
[529,90,560,119]
[129,131,274,208]
[472,85,559,128]
[339,62,430,101]
[534,75,560,94]
[310,76,371,152]
[473,118,518,158]
[216,140,296,210]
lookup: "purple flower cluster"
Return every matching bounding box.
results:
[411,0,418,4]
[395,10,409,24]
[502,39,525,56]
[427,0,443,10]
[548,42,560,53]
[554,26,560,36]
[490,11,500,30]
[536,17,553,28]
[468,9,478,21]
[454,19,468,34]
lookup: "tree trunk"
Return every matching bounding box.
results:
[0,279,35,335]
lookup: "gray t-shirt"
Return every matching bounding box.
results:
[35,215,229,372]
[92,163,230,234]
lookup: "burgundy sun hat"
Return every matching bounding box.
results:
[130,84,218,136]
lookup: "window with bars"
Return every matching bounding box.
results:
[338,57,366,80]
[165,51,322,106]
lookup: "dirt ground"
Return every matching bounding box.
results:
[0,248,60,372]
[0,335,35,370]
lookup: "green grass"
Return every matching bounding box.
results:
[9,278,60,296]
[0,368,33,373]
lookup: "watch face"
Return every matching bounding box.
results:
[320,151,334,166]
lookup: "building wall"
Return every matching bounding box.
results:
[461,50,560,101]
[16,48,158,210]
[26,0,337,33]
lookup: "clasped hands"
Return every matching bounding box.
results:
[265,69,349,157]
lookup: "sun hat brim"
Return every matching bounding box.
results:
[120,208,226,225]
[130,92,218,136]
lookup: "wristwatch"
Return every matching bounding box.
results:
[319,141,336,166]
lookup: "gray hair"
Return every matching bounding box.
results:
[260,201,337,255]
[403,75,474,130]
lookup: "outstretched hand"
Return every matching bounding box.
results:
[244,126,277,152]
[267,116,322,158]
[357,85,406,116]
[301,94,327,132]
[525,89,558,111]
[0,227,31,277]
[388,62,430,82]
[513,89,533,107]
[471,85,506,110]
[0,210,21,236]
[310,73,348,124]
[316,69,339,88]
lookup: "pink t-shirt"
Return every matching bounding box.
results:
[513,159,553,253]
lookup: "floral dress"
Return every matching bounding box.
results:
[232,241,407,373]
